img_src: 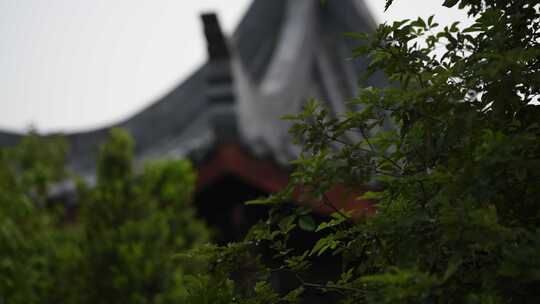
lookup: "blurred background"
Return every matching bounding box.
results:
[0,0,471,133]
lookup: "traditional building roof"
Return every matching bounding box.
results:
[0,0,386,188]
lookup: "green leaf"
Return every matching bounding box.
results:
[358,191,384,200]
[384,0,394,11]
[245,198,274,205]
[315,216,346,232]
[443,0,459,8]
[311,235,340,256]
[283,287,305,303]
[298,215,316,231]
[443,258,462,282]
[344,32,369,40]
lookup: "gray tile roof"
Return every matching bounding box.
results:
[0,0,387,177]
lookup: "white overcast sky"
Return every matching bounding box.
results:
[0,1,472,133]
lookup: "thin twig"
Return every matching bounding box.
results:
[322,193,350,220]
[358,127,403,172]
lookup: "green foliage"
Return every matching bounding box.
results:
[97,127,134,184]
[187,0,540,303]
[0,133,76,303]
[80,128,210,303]
[0,129,209,303]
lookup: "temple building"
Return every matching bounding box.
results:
[0,0,386,240]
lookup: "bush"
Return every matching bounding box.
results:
[0,133,71,303]
[79,128,210,304]
[0,129,210,303]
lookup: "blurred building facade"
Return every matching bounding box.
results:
[0,0,386,240]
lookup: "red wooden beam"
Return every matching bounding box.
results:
[196,143,374,216]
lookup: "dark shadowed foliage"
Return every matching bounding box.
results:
[181,0,540,303]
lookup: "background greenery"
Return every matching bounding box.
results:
[0,129,210,303]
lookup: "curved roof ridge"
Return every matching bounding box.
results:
[0,0,387,174]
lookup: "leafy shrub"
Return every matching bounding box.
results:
[0,129,209,303]
[79,128,210,304]
[0,133,75,303]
